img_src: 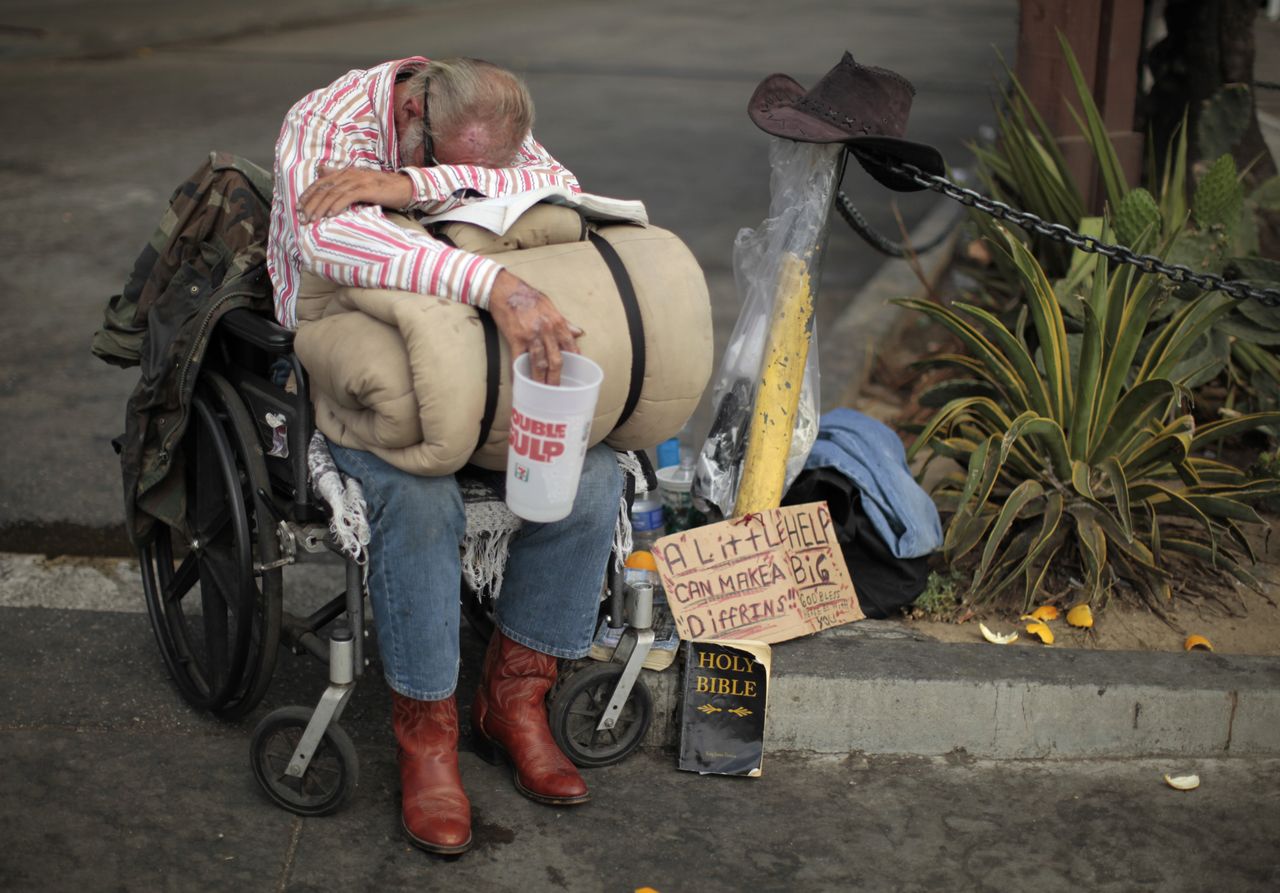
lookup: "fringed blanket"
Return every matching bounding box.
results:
[307,433,648,599]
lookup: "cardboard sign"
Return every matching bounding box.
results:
[652,502,863,644]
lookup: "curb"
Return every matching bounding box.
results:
[637,624,1280,759]
[5,551,1277,759]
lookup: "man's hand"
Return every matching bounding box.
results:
[488,270,583,385]
[298,165,414,223]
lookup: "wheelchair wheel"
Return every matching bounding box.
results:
[549,662,653,768]
[139,371,282,719]
[251,706,358,817]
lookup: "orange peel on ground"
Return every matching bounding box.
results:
[1024,621,1055,644]
[979,623,1018,645]
[1066,603,1094,628]
[1020,605,1060,622]
[1183,635,1214,652]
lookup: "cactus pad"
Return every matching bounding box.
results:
[1193,154,1243,234]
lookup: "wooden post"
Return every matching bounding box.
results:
[1015,0,1145,212]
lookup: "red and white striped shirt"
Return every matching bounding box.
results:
[267,57,580,328]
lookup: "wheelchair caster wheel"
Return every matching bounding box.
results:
[549,662,653,768]
[251,706,358,816]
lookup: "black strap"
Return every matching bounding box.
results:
[429,228,498,450]
[476,311,500,452]
[588,230,645,427]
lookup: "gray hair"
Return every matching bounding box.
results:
[403,58,534,164]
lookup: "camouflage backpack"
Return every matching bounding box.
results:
[94,151,274,366]
[96,151,275,544]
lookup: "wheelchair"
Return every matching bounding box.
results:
[137,306,661,817]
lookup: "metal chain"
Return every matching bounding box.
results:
[834,188,953,258]
[853,150,1280,307]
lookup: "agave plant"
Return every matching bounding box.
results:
[971,34,1280,420]
[900,229,1280,613]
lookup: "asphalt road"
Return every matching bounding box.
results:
[0,0,1015,555]
[3,597,1279,892]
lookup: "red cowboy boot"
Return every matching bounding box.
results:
[391,691,472,855]
[471,631,590,805]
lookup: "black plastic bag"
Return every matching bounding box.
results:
[782,467,932,619]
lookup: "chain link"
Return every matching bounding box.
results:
[834,188,952,258]
[852,150,1280,307]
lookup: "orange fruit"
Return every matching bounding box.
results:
[624,550,658,571]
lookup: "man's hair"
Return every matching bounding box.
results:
[403,58,534,164]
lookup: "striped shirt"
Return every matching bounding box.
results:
[267,57,580,328]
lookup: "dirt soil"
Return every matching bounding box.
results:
[903,582,1280,656]
[852,270,1280,658]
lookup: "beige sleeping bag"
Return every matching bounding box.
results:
[294,206,712,475]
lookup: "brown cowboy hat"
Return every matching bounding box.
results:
[748,51,944,192]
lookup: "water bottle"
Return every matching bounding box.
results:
[630,493,665,553]
[656,436,680,469]
[655,420,695,470]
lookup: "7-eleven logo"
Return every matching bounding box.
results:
[514,464,530,482]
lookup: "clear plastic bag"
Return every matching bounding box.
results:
[694,140,843,518]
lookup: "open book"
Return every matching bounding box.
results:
[420,185,648,235]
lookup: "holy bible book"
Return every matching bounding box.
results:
[677,640,771,777]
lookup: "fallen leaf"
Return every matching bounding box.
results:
[1024,620,1055,644]
[1066,603,1094,628]
[979,622,1018,645]
[1163,773,1200,791]
[1020,605,1060,622]
[1183,635,1214,652]
[965,239,993,266]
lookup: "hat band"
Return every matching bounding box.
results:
[793,95,885,136]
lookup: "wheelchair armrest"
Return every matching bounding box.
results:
[219,307,295,354]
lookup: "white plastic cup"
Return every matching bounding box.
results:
[505,352,604,523]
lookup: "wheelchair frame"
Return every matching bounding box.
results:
[137,307,367,814]
[138,306,661,816]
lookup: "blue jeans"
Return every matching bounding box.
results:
[328,441,622,701]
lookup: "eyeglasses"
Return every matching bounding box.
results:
[421,77,437,167]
